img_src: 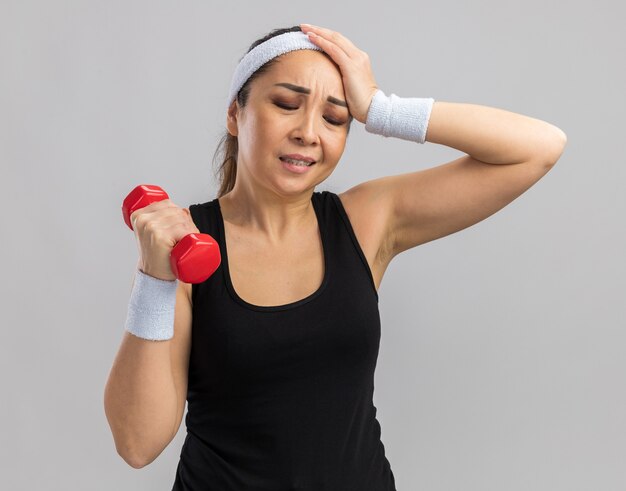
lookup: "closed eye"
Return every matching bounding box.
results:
[324,117,344,126]
[274,101,297,110]
[274,101,346,126]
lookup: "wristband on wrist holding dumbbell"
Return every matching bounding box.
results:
[124,269,178,341]
[121,184,224,340]
[365,89,435,144]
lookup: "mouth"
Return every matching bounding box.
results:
[279,155,317,167]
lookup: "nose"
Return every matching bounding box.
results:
[290,110,320,146]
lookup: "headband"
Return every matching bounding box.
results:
[227,31,323,110]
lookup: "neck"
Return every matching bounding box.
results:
[219,181,316,246]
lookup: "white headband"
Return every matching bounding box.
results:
[227,31,323,110]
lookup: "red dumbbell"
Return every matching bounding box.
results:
[122,184,221,284]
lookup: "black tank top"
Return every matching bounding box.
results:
[173,191,397,490]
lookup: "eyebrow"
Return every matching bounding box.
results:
[273,82,348,108]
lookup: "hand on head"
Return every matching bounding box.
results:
[300,24,379,124]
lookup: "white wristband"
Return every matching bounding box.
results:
[365,89,434,143]
[124,269,178,341]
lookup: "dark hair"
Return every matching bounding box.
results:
[212,25,353,198]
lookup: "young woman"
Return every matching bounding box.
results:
[104,24,567,490]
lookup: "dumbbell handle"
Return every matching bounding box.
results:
[122,184,221,284]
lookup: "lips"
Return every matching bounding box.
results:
[280,153,317,164]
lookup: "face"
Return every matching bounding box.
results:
[227,49,350,197]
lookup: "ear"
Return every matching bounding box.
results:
[226,100,239,137]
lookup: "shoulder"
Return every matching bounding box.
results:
[188,197,221,233]
[334,180,396,264]
[188,198,218,212]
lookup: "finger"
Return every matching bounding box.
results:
[301,24,356,48]
[305,31,351,67]
[303,25,356,55]
[300,24,360,58]
[131,205,186,229]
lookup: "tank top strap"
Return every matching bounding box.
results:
[315,190,379,302]
[189,198,220,236]
[188,198,226,305]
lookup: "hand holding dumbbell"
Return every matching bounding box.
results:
[122,184,221,284]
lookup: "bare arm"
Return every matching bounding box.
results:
[341,101,567,258]
[104,277,192,469]
[425,101,567,165]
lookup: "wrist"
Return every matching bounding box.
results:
[124,269,178,341]
[365,89,434,143]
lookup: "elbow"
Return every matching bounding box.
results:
[107,422,151,468]
[121,451,149,470]
[105,420,172,470]
[103,390,165,469]
[539,124,568,167]
[115,440,158,469]
[124,455,151,470]
[532,123,567,171]
[114,438,146,469]
[108,427,172,469]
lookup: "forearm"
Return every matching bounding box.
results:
[425,101,567,165]
[104,334,179,468]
